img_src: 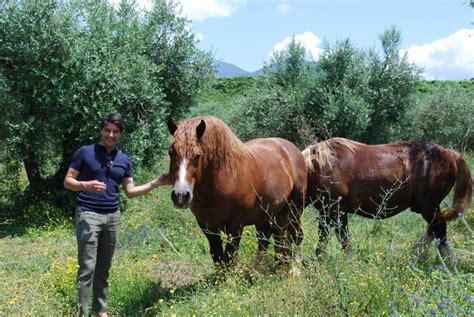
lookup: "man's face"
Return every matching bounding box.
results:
[100,122,122,148]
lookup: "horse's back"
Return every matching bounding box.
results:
[246,137,306,182]
[245,137,306,206]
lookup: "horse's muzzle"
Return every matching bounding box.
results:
[171,190,191,208]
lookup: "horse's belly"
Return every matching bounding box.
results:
[347,181,413,218]
[190,198,273,230]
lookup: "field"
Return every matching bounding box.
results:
[2,1,473,315]
[0,156,473,316]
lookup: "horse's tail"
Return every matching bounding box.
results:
[442,152,472,221]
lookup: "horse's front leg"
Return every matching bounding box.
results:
[202,228,225,265]
[334,210,352,257]
[315,210,331,258]
[223,225,244,265]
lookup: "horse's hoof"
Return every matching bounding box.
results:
[344,247,353,260]
[411,250,429,264]
[288,265,301,278]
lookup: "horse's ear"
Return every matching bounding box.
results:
[167,117,177,135]
[196,120,206,139]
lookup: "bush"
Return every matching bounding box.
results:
[229,38,317,147]
[404,82,474,151]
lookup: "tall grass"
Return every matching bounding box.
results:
[0,164,473,316]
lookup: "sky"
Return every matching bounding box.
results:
[135,0,474,80]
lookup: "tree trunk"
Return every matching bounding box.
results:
[23,151,42,186]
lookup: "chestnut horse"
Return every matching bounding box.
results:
[166,116,306,270]
[302,138,472,259]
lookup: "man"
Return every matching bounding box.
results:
[64,112,169,316]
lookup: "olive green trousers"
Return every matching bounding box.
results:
[75,207,120,316]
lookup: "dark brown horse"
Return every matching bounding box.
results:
[302,138,472,259]
[166,116,307,272]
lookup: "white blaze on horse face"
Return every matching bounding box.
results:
[174,159,195,196]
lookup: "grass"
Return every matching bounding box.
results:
[1,167,473,316]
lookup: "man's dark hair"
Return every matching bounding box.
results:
[100,112,124,133]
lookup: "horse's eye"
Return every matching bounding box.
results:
[168,146,175,157]
[192,154,201,165]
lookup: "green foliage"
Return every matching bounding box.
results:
[310,27,420,143]
[195,76,256,107]
[307,39,372,140]
[0,0,214,223]
[405,81,474,151]
[230,38,317,147]
[190,76,256,121]
[364,26,421,142]
[229,27,421,146]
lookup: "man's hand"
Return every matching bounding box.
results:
[82,180,107,193]
[151,173,171,188]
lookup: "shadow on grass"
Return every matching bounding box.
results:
[116,273,218,316]
[117,267,263,316]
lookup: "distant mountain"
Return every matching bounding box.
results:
[215,60,320,78]
[215,61,263,77]
[248,68,264,76]
[215,61,250,77]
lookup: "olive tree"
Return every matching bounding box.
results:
[230,38,317,147]
[364,26,421,142]
[0,0,214,220]
[306,38,372,140]
[307,27,420,143]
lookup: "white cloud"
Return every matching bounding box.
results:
[269,31,323,61]
[179,0,246,22]
[401,29,474,80]
[276,3,291,15]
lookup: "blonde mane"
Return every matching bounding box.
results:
[173,116,254,168]
[302,137,364,172]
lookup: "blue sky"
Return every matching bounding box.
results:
[136,0,474,80]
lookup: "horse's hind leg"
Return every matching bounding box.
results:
[429,209,451,260]
[273,227,302,277]
[286,202,304,277]
[273,204,303,276]
[255,223,272,268]
[413,229,434,262]
[415,206,451,261]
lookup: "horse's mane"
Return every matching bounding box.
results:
[302,137,364,172]
[174,116,254,168]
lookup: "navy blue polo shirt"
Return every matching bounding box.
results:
[70,143,132,212]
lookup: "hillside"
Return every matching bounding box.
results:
[215,61,252,77]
